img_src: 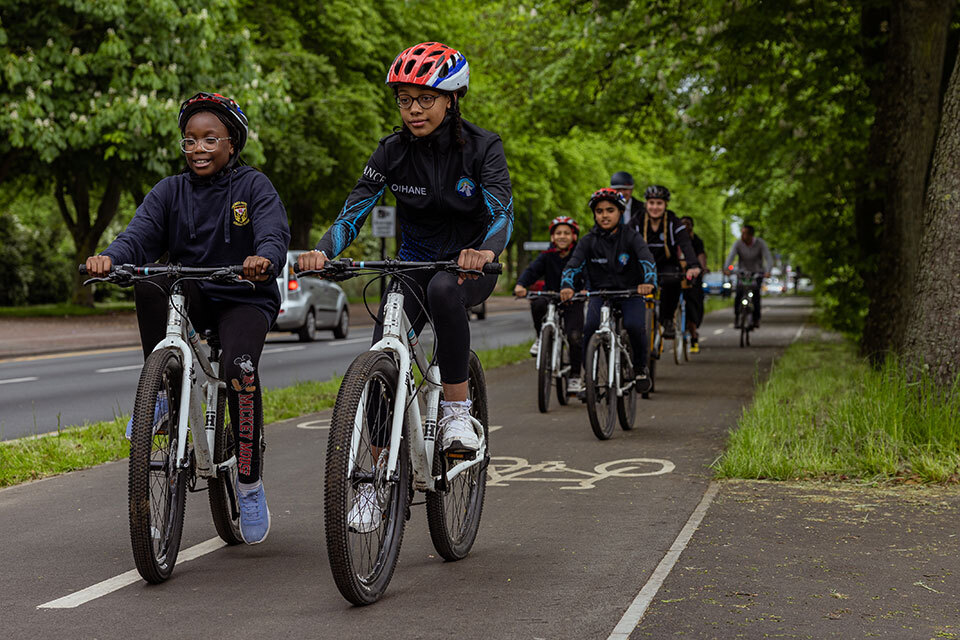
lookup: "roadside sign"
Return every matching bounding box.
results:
[523,241,551,251]
[371,206,396,238]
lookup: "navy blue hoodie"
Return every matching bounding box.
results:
[103,165,291,322]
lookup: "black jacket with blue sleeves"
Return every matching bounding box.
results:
[561,222,657,291]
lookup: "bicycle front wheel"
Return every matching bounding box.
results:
[128,348,187,584]
[325,351,410,606]
[208,384,243,546]
[585,334,617,440]
[556,337,570,406]
[536,326,554,413]
[427,351,489,561]
[617,331,637,430]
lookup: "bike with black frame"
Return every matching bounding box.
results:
[80,263,270,583]
[735,270,764,347]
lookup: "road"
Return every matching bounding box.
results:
[0,309,534,441]
[0,297,811,639]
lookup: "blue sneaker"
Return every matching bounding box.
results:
[126,392,169,440]
[237,481,271,544]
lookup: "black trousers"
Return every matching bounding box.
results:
[133,278,269,483]
[530,297,585,375]
[659,266,683,325]
[683,282,704,329]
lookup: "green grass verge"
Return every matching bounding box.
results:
[0,302,136,317]
[713,340,960,484]
[703,295,735,316]
[0,340,534,488]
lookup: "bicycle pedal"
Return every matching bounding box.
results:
[445,448,477,461]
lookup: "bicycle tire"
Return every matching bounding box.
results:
[208,384,243,546]
[585,334,616,440]
[426,351,489,561]
[556,337,570,406]
[644,305,658,399]
[617,330,637,430]
[325,351,410,606]
[536,325,554,413]
[128,348,187,584]
[673,304,683,365]
[740,321,747,348]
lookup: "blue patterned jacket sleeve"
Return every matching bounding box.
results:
[560,238,588,290]
[477,137,514,257]
[631,233,658,289]
[315,145,387,258]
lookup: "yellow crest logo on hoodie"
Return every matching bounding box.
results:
[232,201,249,226]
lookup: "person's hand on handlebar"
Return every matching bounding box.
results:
[85,255,113,277]
[242,256,273,281]
[637,284,655,296]
[457,248,495,285]
[685,266,702,280]
[560,287,575,302]
[513,284,528,298]
[297,250,329,275]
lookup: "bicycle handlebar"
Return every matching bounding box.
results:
[78,263,275,286]
[295,258,502,280]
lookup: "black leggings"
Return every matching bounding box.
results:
[530,297,585,375]
[683,284,704,329]
[659,266,683,324]
[133,279,269,484]
[371,269,497,384]
[584,297,648,370]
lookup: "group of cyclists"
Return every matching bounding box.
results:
[82,39,771,584]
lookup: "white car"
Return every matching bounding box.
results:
[274,250,349,341]
[763,278,785,295]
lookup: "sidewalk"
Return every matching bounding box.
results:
[0,295,524,360]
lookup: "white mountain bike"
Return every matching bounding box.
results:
[81,264,262,583]
[583,290,639,440]
[526,291,579,413]
[298,258,500,605]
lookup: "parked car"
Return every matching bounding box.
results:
[763,278,785,295]
[797,277,814,293]
[702,272,732,297]
[274,250,350,341]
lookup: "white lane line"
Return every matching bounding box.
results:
[95,364,142,373]
[712,329,724,335]
[792,324,805,343]
[0,376,38,385]
[262,345,307,355]
[607,482,720,639]
[329,337,372,346]
[38,537,226,609]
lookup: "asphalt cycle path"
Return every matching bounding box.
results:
[1,297,810,639]
[0,309,533,441]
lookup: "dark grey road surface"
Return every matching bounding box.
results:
[1,298,808,639]
[0,310,534,441]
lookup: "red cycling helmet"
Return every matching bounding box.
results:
[588,188,626,212]
[549,216,580,236]
[386,42,470,95]
[178,92,249,152]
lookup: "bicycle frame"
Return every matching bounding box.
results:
[152,284,232,479]
[535,300,570,380]
[368,286,487,493]
[593,303,628,397]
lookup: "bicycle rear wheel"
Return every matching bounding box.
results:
[617,331,637,430]
[128,348,187,584]
[208,385,243,546]
[536,326,554,413]
[585,334,617,440]
[325,351,410,605]
[556,337,570,406]
[427,351,489,561]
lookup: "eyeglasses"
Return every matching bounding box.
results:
[179,137,231,153]
[395,94,444,110]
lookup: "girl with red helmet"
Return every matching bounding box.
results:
[560,189,658,393]
[514,216,586,394]
[299,42,512,469]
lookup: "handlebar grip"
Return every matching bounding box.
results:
[78,265,88,275]
[482,263,503,275]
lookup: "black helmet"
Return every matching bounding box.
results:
[610,171,634,189]
[644,184,671,201]
[178,92,249,153]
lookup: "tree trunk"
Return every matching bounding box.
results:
[858,0,954,362]
[288,199,314,249]
[902,42,960,385]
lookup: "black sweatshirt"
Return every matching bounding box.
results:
[561,223,657,291]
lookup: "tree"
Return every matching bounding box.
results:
[0,0,280,304]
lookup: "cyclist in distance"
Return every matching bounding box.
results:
[560,188,657,393]
[514,216,586,394]
[680,215,707,353]
[609,171,638,225]
[85,91,291,545]
[298,42,513,455]
[724,224,773,328]
[628,185,701,339]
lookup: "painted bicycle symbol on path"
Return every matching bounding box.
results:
[487,456,675,490]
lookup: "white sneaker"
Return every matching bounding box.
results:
[348,484,382,534]
[567,377,583,394]
[529,338,540,357]
[439,401,479,451]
